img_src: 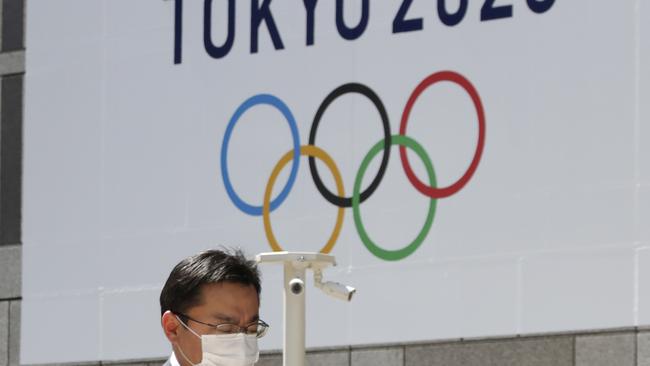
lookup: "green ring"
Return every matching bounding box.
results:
[352,134,437,261]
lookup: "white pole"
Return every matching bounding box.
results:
[257,252,351,366]
[283,261,306,366]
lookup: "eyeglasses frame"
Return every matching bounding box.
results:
[175,312,269,338]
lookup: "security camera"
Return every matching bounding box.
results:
[319,281,356,302]
[313,269,356,302]
[289,278,304,295]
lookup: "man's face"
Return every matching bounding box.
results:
[163,282,260,366]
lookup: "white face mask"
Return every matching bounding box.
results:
[176,316,259,366]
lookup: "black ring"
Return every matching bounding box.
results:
[308,83,391,208]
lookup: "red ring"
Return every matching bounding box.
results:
[399,71,486,199]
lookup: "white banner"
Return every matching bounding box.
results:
[23,0,650,363]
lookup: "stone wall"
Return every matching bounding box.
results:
[0,1,24,366]
[21,328,650,366]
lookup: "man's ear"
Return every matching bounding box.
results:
[162,310,181,342]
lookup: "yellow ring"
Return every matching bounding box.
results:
[263,145,345,254]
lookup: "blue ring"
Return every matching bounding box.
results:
[221,94,301,216]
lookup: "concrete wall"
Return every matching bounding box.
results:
[0,1,649,365]
[0,1,24,366]
[14,328,650,366]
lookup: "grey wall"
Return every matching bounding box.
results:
[0,1,648,365]
[18,328,650,366]
[0,1,23,366]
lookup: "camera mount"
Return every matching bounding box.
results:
[256,251,356,366]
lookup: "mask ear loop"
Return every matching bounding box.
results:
[175,315,201,366]
[176,315,202,338]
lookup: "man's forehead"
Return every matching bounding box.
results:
[199,281,258,296]
[210,312,260,323]
[194,282,259,309]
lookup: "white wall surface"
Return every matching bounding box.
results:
[22,0,650,363]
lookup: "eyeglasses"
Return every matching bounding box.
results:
[176,312,269,338]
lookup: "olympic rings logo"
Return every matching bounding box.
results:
[220,70,486,261]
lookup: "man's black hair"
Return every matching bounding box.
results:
[159,248,261,316]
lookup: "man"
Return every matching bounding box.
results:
[160,248,268,366]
